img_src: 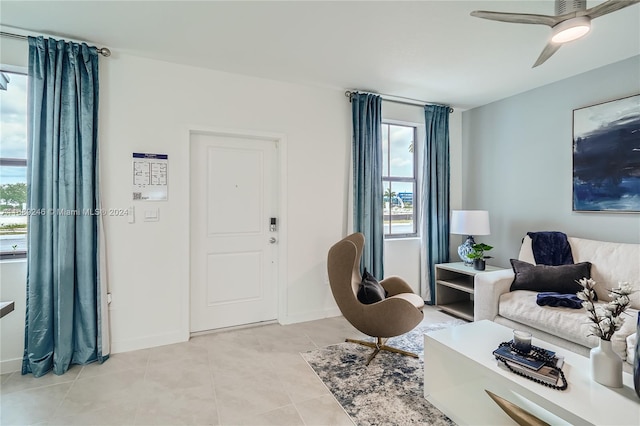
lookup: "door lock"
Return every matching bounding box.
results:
[269,237,277,244]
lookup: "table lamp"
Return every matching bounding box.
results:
[450,210,490,265]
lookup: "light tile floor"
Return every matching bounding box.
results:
[1,306,456,426]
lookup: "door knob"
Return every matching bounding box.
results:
[269,237,277,244]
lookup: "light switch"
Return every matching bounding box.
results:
[144,208,159,222]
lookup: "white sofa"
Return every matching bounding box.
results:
[475,235,639,370]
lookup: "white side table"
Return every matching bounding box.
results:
[435,262,505,321]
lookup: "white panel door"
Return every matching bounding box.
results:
[190,132,278,332]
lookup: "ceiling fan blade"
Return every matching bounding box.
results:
[470,10,560,27]
[533,42,562,68]
[581,0,640,19]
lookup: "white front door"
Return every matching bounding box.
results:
[190,131,279,332]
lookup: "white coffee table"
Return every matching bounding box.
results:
[424,320,639,426]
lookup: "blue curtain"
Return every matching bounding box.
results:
[351,93,384,279]
[23,36,108,377]
[419,105,450,303]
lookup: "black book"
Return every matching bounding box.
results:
[493,345,546,371]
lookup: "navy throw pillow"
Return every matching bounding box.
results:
[357,269,387,304]
[509,259,593,296]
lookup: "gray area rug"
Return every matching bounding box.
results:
[302,320,466,426]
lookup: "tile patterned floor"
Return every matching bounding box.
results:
[1,307,456,425]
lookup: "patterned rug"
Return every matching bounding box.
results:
[302,320,466,426]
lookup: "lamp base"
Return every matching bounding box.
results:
[458,235,476,266]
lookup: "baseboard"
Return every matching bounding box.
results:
[280,307,342,325]
[1,357,22,374]
[110,329,186,354]
[1,330,186,372]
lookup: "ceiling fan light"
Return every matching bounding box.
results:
[551,16,591,43]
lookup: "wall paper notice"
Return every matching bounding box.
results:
[132,153,168,201]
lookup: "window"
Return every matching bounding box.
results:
[382,122,417,237]
[0,71,28,259]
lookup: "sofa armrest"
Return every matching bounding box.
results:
[474,269,514,321]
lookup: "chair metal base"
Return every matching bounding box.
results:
[346,337,419,366]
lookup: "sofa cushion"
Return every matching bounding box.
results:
[498,290,638,362]
[509,259,591,294]
[568,237,640,308]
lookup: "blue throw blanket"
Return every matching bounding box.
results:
[527,231,574,266]
[536,292,583,309]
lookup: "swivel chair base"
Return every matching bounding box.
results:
[345,337,418,366]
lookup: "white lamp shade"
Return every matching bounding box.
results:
[450,210,490,236]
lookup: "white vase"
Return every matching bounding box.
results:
[590,339,623,388]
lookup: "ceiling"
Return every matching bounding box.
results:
[1,1,639,110]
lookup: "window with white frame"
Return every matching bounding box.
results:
[0,71,28,259]
[381,122,417,238]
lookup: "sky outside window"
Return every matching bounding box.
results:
[388,125,413,177]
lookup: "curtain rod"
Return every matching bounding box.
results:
[0,31,111,57]
[345,90,453,113]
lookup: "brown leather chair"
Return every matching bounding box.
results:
[327,233,425,365]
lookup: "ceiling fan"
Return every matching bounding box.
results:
[470,0,640,67]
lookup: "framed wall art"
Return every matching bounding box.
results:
[572,94,640,212]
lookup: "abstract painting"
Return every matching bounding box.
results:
[573,94,640,212]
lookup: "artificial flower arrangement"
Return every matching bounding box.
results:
[576,278,634,341]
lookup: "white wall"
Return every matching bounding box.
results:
[100,54,353,351]
[462,56,640,268]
